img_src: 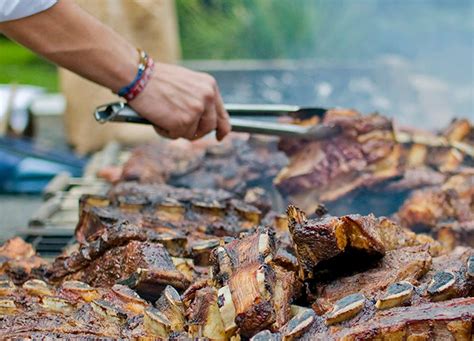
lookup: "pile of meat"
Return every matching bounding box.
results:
[1,110,473,339]
[1,184,473,339]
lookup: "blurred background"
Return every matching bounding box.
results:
[1,0,473,122]
[0,0,473,228]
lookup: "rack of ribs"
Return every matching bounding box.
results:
[276,113,473,219]
[0,277,194,339]
[274,109,398,213]
[46,223,190,301]
[76,183,268,243]
[396,172,474,233]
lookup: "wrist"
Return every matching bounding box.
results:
[116,49,155,101]
[109,45,140,93]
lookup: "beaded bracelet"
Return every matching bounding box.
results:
[122,56,155,101]
[117,48,154,101]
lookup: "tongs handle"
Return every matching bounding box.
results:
[94,102,340,140]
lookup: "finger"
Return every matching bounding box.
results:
[182,113,201,140]
[153,125,176,139]
[193,102,218,140]
[214,87,231,141]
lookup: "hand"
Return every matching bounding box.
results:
[128,62,231,140]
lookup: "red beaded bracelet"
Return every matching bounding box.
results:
[116,49,154,101]
[122,56,155,101]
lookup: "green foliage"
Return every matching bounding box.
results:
[0,38,58,91]
[0,0,471,89]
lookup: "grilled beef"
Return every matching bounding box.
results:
[120,140,203,183]
[76,183,265,244]
[0,237,48,284]
[47,225,189,301]
[311,245,432,314]
[0,280,156,339]
[209,227,301,337]
[396,172,474,233]
[118,136,288,197]
[296,297,474,340]
[275,109,398,213]
[286,205,426,280]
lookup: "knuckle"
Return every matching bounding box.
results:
[181,115,193,126]
[190,102,205,114]
[207,76,217,87]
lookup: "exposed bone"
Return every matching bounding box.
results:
[144,306,172,338]
[0,279,15,296]
[172,257,195,282]
[22,279,53,296]
[117,195,148,212]
[281,309,315,341]
[191,199,225,217]
[155,286,185,332]
[91,299,128,324]
[60,280,100,302]
[217,285,238,336]
[375,281,414,310]
[155,199,185,222]
[325,293,366,325]
[41,297,74,313]
[467,255,474,279]
[231,199,262,226]
[427,271,457,301]
[0,299,16,314]
[111,284,148,314]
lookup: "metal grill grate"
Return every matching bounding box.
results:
[19,229,75,258]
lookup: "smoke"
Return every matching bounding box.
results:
[183,0,473,128]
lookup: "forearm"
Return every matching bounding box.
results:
[0,0,137,93]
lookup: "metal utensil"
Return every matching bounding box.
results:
[94,102,340,140]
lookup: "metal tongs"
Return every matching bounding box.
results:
[94,102,341,140]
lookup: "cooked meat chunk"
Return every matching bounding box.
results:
[435,221,474,249]
[311,245,432,314]
[0,237,48,284]
[287,206,422,280]
[275,110,397,213]
[47,227,189,301]
[396,173,474,231]
[76,183,265,243]
[210,227,300,337]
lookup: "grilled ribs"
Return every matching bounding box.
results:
[275,109,398,213]
[286,205,428,280]
[396,172,474,235]
[2,113,474,339]
[47,224,190,301]
[209,227,301,337]
[77,183,266,243]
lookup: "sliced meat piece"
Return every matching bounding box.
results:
[311,245,432,314]
[275,110,397,213]
[287,206,414,279]
[396,173,474,232]
[66,241,189,300]
[322,297,474,340]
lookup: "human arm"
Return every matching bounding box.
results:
[0,0,230,140]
